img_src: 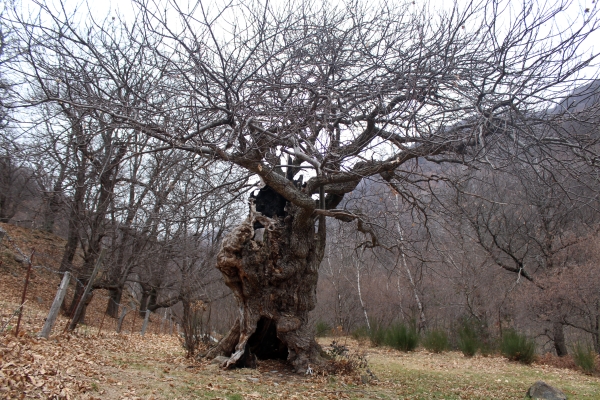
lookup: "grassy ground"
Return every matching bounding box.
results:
[2,326,599,399]
[1,222,600,399]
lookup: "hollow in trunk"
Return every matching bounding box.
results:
[205,202,326,373]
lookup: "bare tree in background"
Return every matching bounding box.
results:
[0,12,34,224]
[9,0,600,371]
[442,144,600,354]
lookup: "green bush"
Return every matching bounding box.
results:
[423,329,449,353]
[351,326,370,341]
[385,323,419,352]
[501,329,535,364]
[572,342,597,374]
[315,321,332,337]
[368,323,387,347]
[457,322,479,357]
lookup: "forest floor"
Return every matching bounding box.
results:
[1,222,600,399]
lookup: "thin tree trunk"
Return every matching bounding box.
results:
[42,157,68,233]
[106,288,122,318]
[67,141,127,316]
[59,162,86,278]
[394,194,426,331]
[59,125,87,276]
[594,299,600,354]
[396,223,426,331]
[139,287,150,316]
[355,258,370,331]
[396,275,406,321]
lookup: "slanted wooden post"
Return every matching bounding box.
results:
[97,309,107,336]
[68,250,104,331]
[0,226,6,246]
[39,272,71,338]
[141,309,150,336]
[130,309,137,333]
[116,306,128,333]
[15,251,34,337]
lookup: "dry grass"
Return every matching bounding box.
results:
[2,222,600,399]
[2,330,600,399]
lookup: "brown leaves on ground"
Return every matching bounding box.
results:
[1,333,97,399]
[0,331,192,400]
[537,352,600,377]
[2,223,600,399]
[1,330,600,399]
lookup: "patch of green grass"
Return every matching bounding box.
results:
[227,394,243,400]
[367,349,600,399]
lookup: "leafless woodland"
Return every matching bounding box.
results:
[1,0,600,370]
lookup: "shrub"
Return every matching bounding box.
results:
[423,329,449,353]
[359,320,387,346]
[351,326,369,342]
[316,321,332,337]
[369,323,387,347]
[180,299,208,358]
[457,322,479,357]
[501,329,535,364]
[572,342,597,374]
[385,323,419,352]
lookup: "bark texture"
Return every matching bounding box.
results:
[205,201,326,373]
[553,321,569,357]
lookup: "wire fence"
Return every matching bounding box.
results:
[0,227,180,339]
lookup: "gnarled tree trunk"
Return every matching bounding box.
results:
[205,202,326,373]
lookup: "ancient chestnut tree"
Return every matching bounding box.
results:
[12,0,600,371]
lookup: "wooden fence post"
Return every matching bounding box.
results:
[130,309,137,333]
[68,250,104,331]
[97,309,107,336]
[116,306,128,333]
[141,309,150,336]
[15,251,34,337]
[39,272,71,339]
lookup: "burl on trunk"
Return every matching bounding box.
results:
[205,190,326,373]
